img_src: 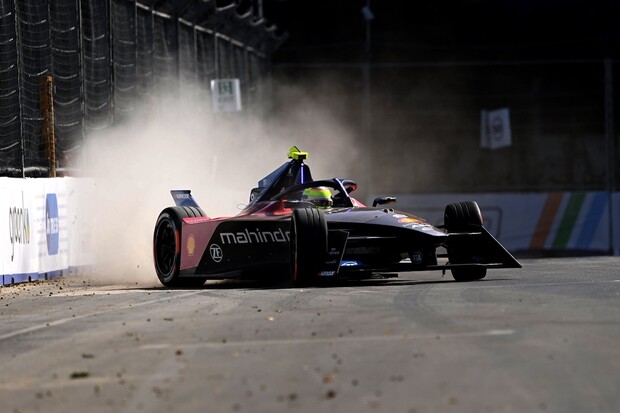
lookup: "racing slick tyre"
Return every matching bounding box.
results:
[444,201,483,232]
[444,201,487,282]
[154,207,207,288]
[290,208,328,286]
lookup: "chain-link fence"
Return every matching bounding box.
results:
[0,0,285,177]
[0,0,21,175]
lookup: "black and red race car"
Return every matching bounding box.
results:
[153,147,521,288]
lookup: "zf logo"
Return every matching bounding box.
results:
[209,244,223,263]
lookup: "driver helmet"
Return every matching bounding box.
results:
[302,187,333,208]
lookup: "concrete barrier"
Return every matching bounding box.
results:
[3,181,617,287]
[1,177,91,286]
[391,192,620,256]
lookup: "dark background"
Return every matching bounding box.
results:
[266,0,619,62]
[261,1,620,194]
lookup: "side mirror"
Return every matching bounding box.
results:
[373,196,396,207]
[341,179,358,193]
[249,187,261,203]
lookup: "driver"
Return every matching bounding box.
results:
[302,187,333,208]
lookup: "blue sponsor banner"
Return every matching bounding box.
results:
[46,193,59,256]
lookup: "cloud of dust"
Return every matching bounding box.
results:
[75,83,361,286]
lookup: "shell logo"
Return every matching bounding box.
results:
[187,234,196,256]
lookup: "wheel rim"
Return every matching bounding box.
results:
[155,218,177,279]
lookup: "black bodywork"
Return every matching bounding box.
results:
[153,150,521,287]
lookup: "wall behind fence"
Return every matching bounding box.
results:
[273,60,618,197]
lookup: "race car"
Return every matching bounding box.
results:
[153,147,521,288]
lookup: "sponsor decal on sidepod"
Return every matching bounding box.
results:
[187,234,196,256]
[210,244,223,262]
[219,228,290,245]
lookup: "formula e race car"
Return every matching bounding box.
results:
[153,147,521,288]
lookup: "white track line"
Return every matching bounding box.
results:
[140,329,516,350]
[442,279,620,290]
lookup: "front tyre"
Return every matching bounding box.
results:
[450,266,487,282]
[444,201,487,282]
[290,208,328,286]
[153,207,207,288]
[444,201,483,232]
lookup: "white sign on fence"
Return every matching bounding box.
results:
[481,108,512,150]
[211,78,242,112]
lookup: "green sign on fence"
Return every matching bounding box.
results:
[210,79,242,112]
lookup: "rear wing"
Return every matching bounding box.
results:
[170,190,201,208]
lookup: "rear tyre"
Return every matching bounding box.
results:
[153,207,207,288]
[444,201,487,282]
[290,208,328,286]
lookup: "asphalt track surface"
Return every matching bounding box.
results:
[1,257,619,413]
